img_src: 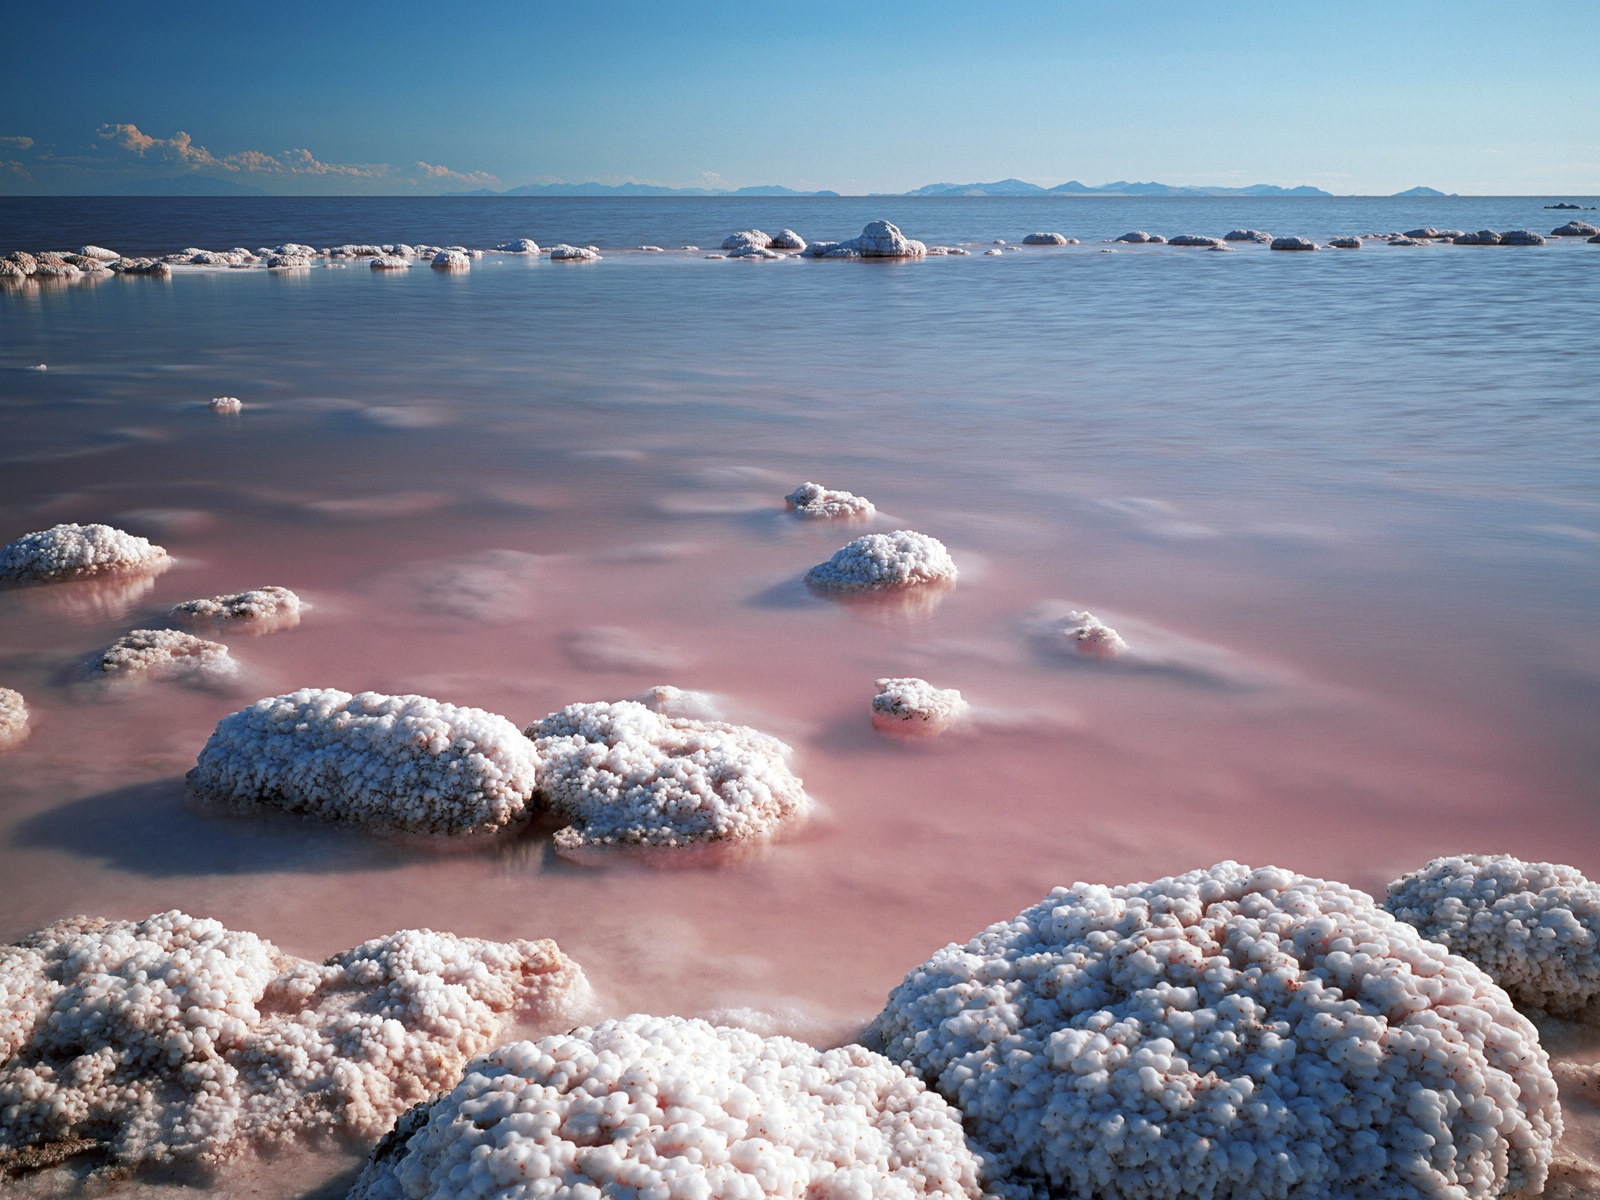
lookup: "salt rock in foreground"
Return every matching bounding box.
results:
[805,220,927,259]
[805,529,956,592]
[88,628,236,682]
[0,523,169,584]
[872,677,967,735]
[1385,854,1600,1016]
[350,1014,988,1200]
[526,700,811,860]
[0,912,589,1178]
[187,688,541,835]
[169,584,302,632]
[784,480,875,520]
[1551,220,1600,237]
[0,686,27,751]
[865,861,1561,1200]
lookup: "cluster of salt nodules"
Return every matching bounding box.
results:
[871,677,967,735]
[186,688,541,835]
[1061,609,1128,659]
[88,628,235,682]
[208,395,242,413]
[0,911,590,1178]
[350,1014,987,1200]
[784,480,875,520]
[865,861,1562,1200]
[802,220,927,259]
[550,244,601,261]
[805,529,956,592]
[169,584,302,632]
[1384,854,1600,1016]
[525,700,811,860]
[0,686,27,751]
[0,523,170,584]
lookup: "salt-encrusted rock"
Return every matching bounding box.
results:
[1115,231,1165,243]
[0,260,25,279]
[1403,227,1441,239]
[1591,234,1600,244]
[524,700,811,859]
[1168,235,1226,248]
[1060,609,1128,659]
[6,251,39,273]
[784,480,875,520]
[1023,231,1071,245]
[871,677,967,735]
[549,244,600,261]
[770,228,807,250]
[1499,229,1547,245]
[1223,229,1272,242]
[805,529,957,592]
[0,912,589,1177]
[866,861,1562,1200]
[350,1014,986,1200]
[329,243,385,258]
[1551,220,1600,237]
[984,248,1004,256]
[88,629,235,682]
[169,585,301,632]
[32,262,82,278]
[1388,236,1427,246]
[0,523,169,584]
[800,240,844,258]
[493,238,540,253]
[1455,229,1502,245]
[109,257,171,276]
[926,245,971,256]
[1435,229,1466,239]
[369,255,411,270]
[843,219,927,258]
[273,243,316,257]
[1327,236,1362,249]
[430,249,470,270]
[722,229,772,250]
[187,688,541,835]
[637,244,664,252]
[0,687,27,752]
[1269,236,1318,251]
[77,245,121,262]
[1384,854,1600,1015]
[727,244,780,259]
[266,253,311,269]
[208,395,242,413]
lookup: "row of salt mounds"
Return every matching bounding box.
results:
[784,480,875,520]
[0,523,169,583]
[88,629,236,682]
[805,530,956,591]
[0,686,27,751]
[872,677,967,735]
[186,688,540,836]
[1384,854,1600,1016]
[349,1014,988,1200]
[864,861,1561,1200]
[170,585,302,633]
[802,220,927,259]
[1456,228,1547,245]
[0,911,590,1178]
[525,700,811,861]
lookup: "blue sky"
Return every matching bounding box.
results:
[3,0,1595,195]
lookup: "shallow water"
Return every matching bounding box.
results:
[2,196,1599,1196]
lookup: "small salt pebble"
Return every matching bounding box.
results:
[27,364,47,372]
[209,396,242,414]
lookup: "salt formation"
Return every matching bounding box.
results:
[266,253,311,269]
[842,219,926,258]
[88,628,236,682]
[525,699,811,859]
[0,912,589,1177]
[78,245,120,261]
[1023,231,1070,245]
[1114,232,1164,243]
[350,1014,987,1200]
[0,686,27,751]
[0,523,169,583]
[187,688,541,836]
[784,480,876,520]
[208,395,242,413]
[550,244,601,261]
[370,255,411,270]
[169,585,302,632]
[430,249,470,270]
[866,861,1561,1200]
[722,229,772,250]
[770,228,807,250]
[1269,236,1318,251]
[871,677,967,735]
[1224,229,1272,242]
[727,244,781,259]
[1551,220,1600,236]
[1168,235,1226,248]
[1327,236,1363,249]
[633,683,722,720]
[1455,230,1502,245]
[805,529,957,592]
[1384,854,1600,1015]
[1499,229,1547,245]
[1404,227,1441,239]
[983,248,1003,256]
[494,238,540,253]
[1061,609,1129,659]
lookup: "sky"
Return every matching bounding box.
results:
[3,0,1596,196]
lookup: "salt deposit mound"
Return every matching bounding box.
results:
[872,677,967,735]
[0,912,589,1178]
[1551,221,1599,237]
[865,861,1560,1200]
[1269,236,1318,251]
[1224,229,1272,242]
[1114,231,1164,244]
[803,220,927,259]
[1023,231,1071,245]
[805,529,957,592]
[722,229,772,250]
[494,238,540,253]
[430,249,470,270]
[88,628,236,682]
[1060,609,1128,659]
[170,585,302,632]
[525,700,811,860]
[550,244,601,261]
[349,1014,987,1200]
[0,686,27,751]
[208,395,242,413]
[770,228,807,250]
[186,688,541,836]
[0,523,169,584]
[1385,854,1600,1016]
[1168,235,1226,248]
[784,480,875,520]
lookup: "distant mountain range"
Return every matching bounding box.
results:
[452,178,1458,199]
[453,182,841,198]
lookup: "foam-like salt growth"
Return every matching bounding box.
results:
[525,700,811,859]
[805,529,957,592]
[633,683,723,720]
[349,1014,987,1200]
[0,912,589,1177]
[0,523,170,584]
[871,677,968,735]
[0,686,27,751]
[1384,854,1600,1015]
[1060,609,1129,659]
[88,628,236,682]
[865,861,1561,1200]
[841,219,926,258]
[186,688,541,835]
[784,480,876,520]
[209,396,242,413]
[169,585,302,632]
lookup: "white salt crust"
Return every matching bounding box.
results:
[865,861,1560,1200]
[1385,854,1600,1016]
[550,245,601,261]
[430,250,470,270]
[805,529,957,592]
[802,220,927,259]
[88,628,236,682]
[722,229,773,250]
[186,688,541,836]
[872,677,968,735]
[349,1014,988,1200]
[0,912,589,1177]
[209,396,242,413]
[0,523,170,584]
[0,686,28,751]
[784,481,876,520]
[1022,232,1070,245]
[526,700,811,860]
[169,585,302,632]
[1060,609,1129,659]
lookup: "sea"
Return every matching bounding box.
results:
[2,195,1598,1197]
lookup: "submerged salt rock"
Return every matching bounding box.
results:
[1168,234,1226,248]
[926,245,971,255]
[871,677,968,735]
[866,861,1561,1200]
[1060,609,1128,659]
[784,480,875,520]
[1499,229,1547,245]
[1223,229,1272,242]
[208,395,242,413]
[430,249,470,270]
[550,244,600,261]
[350,1015,986,1200]
[187,688,541,835]
[369,255,411,270]
[721,229,772,250]
[526,700,811,858]
[770,228,807,250]
[89,628,235,682]
[805,529,956,592]
[169,585,301,632]
[727,244,780,259]
[1455,229,1502,245]
[0,687,27,752]
[0,912,589,1177]
[0,523,169,584]
[1551,220,1599,237]
[1403,227,1441,239]
[1269,236,1318,251]
[1327,236,1362,248]
[1022,231,1070,245]
[1384,854,1600,1015]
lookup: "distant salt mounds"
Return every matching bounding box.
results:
[1168,234,1226,248]
[88,628,236,683]
[1455,229,1547,246]
[350,1014,987,1200]
[802,220,927,259]
[865,861,1561,1200]
[784,480,875,520]
[805,530,956,592]
[1385,854,1600,1016]
[187,688,541,836]
[871,677,967,735]
[525,699,811,861]
[0,912,589,1179]
[0,687,27,752]
[169,585,301,633]
[0,523,170,584]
